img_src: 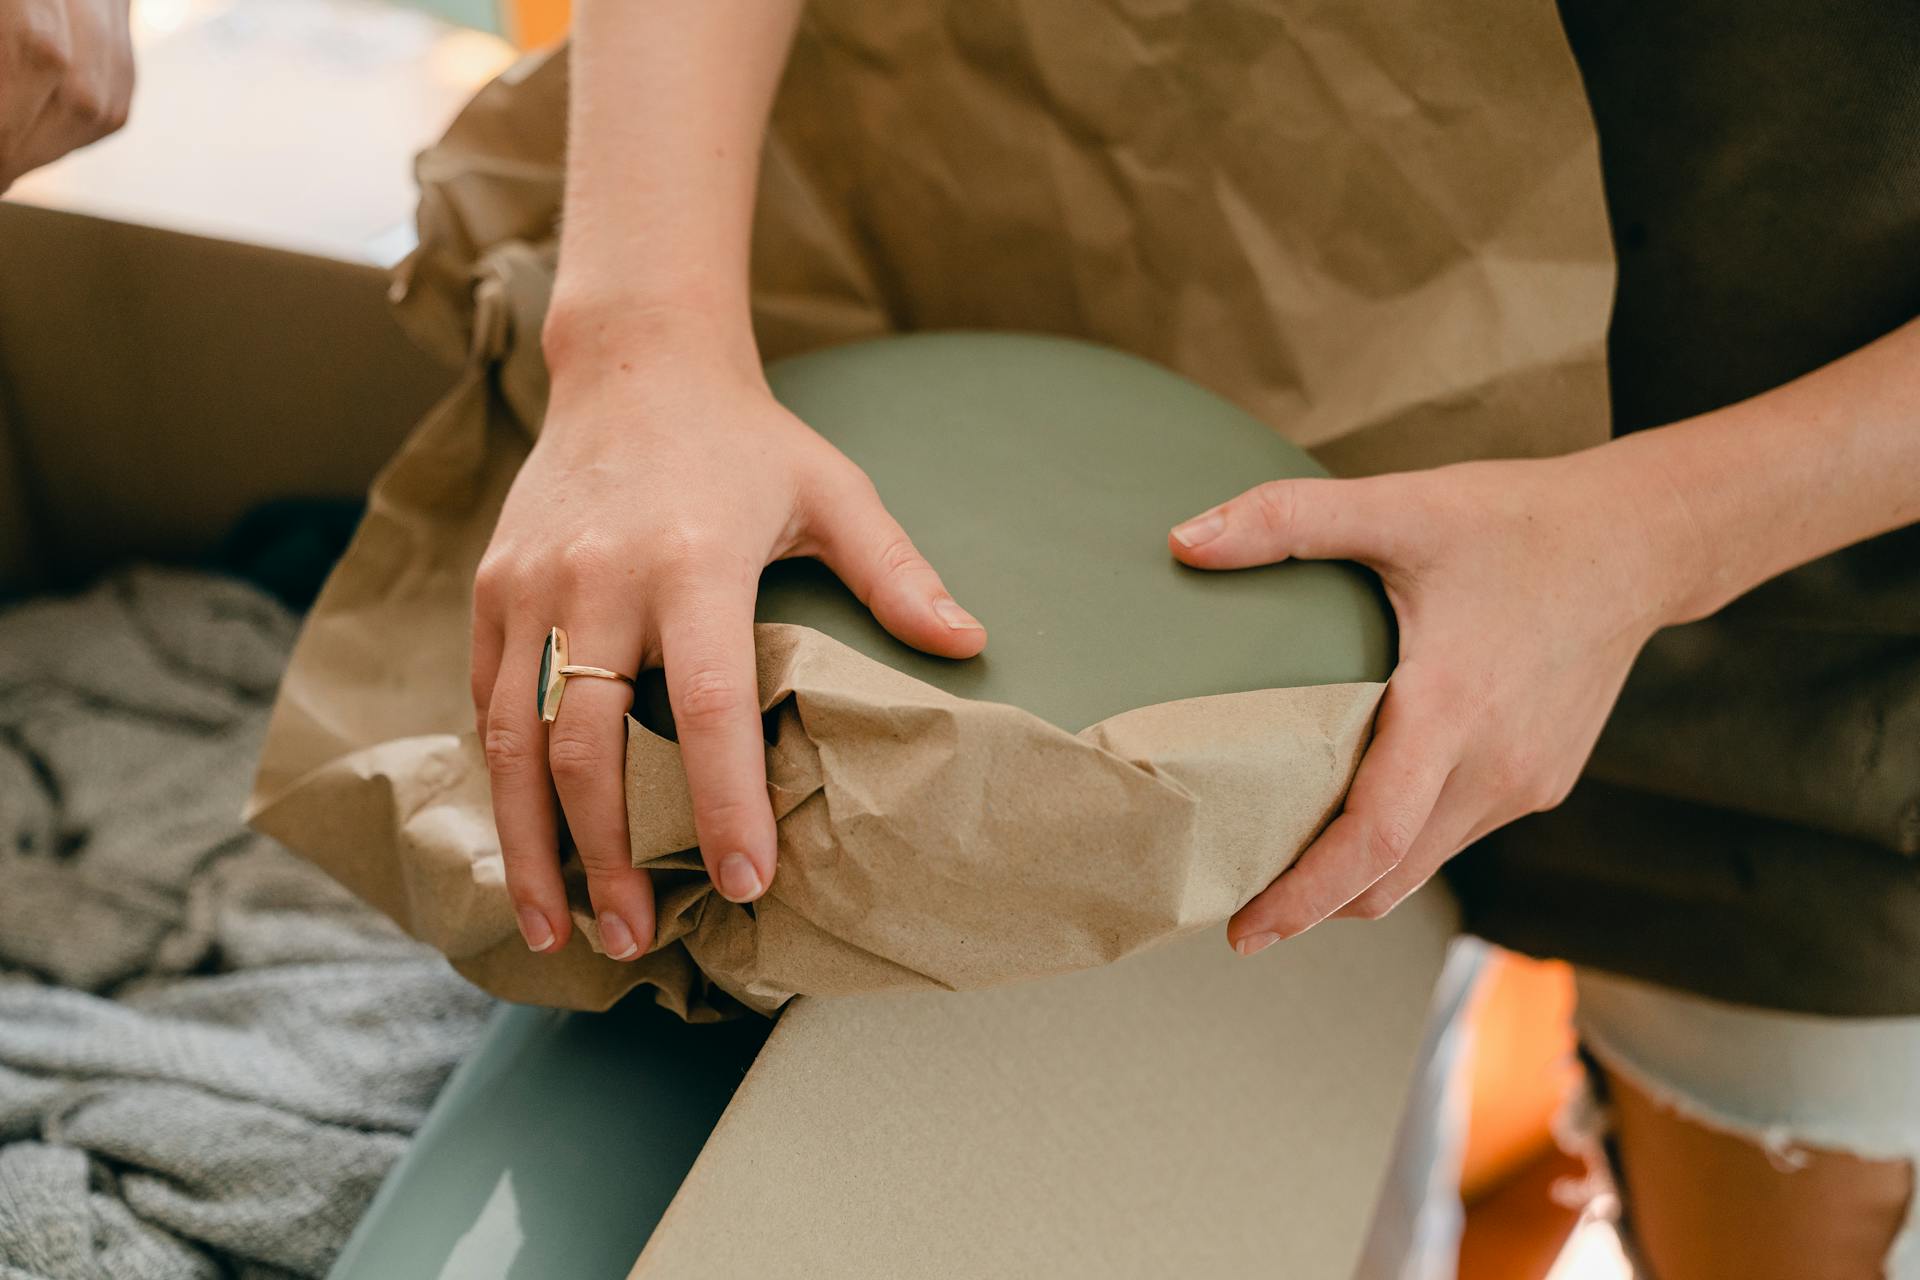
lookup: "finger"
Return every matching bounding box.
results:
[1227,677,1454,953]
[547,623,656,962]
[471,601,505,743]
[1169,476,1399,570]
[811,476,987,660]
[1331,782,1489,921]
[483,620,570,954]
[657,583,777,903]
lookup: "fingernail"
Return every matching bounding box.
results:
[933,597,984,631]
[1234,931,1280,958]
[718,852,765,902]
[516,906,555,953]
[598,912,640,961]
[1171,511,1225,548]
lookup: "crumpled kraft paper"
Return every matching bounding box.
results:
[247,0,1614,1017]
[392,0,1615,475]
[624,629,1382,1013]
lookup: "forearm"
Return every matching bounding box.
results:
[1609,318,1920,624]
[542,0,803,383]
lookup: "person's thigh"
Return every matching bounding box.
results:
[1574,969,1920,1280]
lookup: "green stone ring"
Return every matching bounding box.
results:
[537,626,635,723]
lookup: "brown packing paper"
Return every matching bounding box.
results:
[626,629,1382,1011]
[394,1,1614,475]
[248,0,1613,1016]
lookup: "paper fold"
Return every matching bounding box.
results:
[621,624,1383,1012]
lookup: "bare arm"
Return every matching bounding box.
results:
[1621,319,1920,624]
[474,1,986,961]
[541,0,802,378]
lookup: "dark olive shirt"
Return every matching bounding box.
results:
[1446,0,1920,1015]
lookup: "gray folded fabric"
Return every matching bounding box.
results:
[0,567,492,1278]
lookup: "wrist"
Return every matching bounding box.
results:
[541,289,765,394]
[1579,429,1736,629]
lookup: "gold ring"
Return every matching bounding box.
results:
[537,626,635,722]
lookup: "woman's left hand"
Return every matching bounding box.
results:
[1170,447,1704,955]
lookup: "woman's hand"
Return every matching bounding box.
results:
[1171,320,1920,955]
[472,327,986,961]
[1171,447,1703,954]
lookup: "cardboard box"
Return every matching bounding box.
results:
[0,203,451,591]
[0,199,1454,1277]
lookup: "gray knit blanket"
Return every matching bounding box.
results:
[0,567,493,1279]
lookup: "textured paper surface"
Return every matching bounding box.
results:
[248,0,1613,1016]
[626,627,1382,1011]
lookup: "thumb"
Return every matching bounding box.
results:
[1169,476,1396,570]
[811,475,988,660]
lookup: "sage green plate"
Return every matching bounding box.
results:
[757,333,1392,730]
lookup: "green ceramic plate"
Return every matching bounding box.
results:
[757,333,1393,730]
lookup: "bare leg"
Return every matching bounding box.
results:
[1605,1066,1914,1280]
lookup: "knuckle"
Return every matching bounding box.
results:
[1362,816,1416,872]
[692,792,759,841]
[1392,664,1454,715]
[1248,480,1298,535]
[574,841,633,875]
[19,24,71,74]
[482,720,537,773]
[651,528,749,595]
[874,534,932,584]
[673,663,746,728]
[1347,891,1397,921]
[472,554,523,612]
[59,80,107,125]
[655,523,724,567]
[545,722,610,786]
[500,845,558,890]
[549,533,619,590]
[1533,771,1578,813]
[1486,747,1535,799]
[1399,664,1485,728]
[817,457,876,501]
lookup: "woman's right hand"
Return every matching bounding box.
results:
[471,318,988,961]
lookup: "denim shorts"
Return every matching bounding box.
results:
[1573,968,1920,1279]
